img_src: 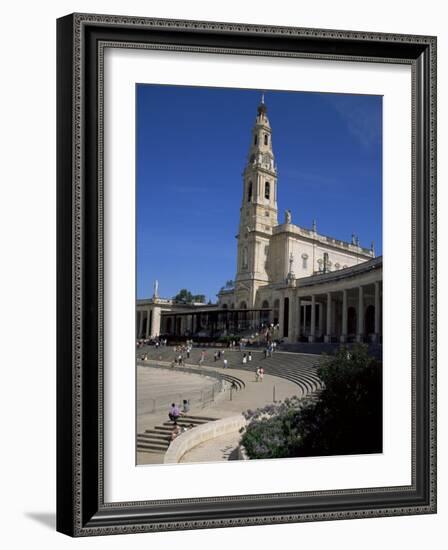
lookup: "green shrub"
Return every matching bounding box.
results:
[241,344,382,459]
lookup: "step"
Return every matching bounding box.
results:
[181,414,219,422]
[143,430,172,438]
[161,420,204,428]
[152,426,177,432]
[138,433,171,442]
[171,417,208,424]
[137,437,170,448]
[137,441,169,451]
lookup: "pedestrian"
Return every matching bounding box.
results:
[217,350,221,359]
[168,403,181,424]
[248,351,252,362]
[223,358,228,369]
[255,367,260,382]
[242,353,247,365]
[182,399,190,413]
[214,352,218,362]
[263,348,267,359]
[259,367,264,382]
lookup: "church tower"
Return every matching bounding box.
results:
[234,96,278,308]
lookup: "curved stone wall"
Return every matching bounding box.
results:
[164,415,246,464]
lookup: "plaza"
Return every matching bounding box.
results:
[137,345,325,465]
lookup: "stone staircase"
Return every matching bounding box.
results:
[137,414,219,454]
[141,346,325,398]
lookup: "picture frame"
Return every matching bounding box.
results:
[56,13,437,536]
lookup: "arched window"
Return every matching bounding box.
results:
[264,134,268,145]
[247,181,252,202]
[240,301,247,310]
[261,300,269,309]
[265,181,270,199]
[222,303,228,309]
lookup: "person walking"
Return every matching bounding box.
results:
[223,358,228,369]
[242,353,247,365]
[255,367,260,382]
[259,367,264,382]
[248,351,252,362]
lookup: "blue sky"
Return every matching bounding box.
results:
[136,85,382,301]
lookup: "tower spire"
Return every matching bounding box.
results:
[233,98,279,307]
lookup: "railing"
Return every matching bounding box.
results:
[138,378,228,415]
[137,361,246,413]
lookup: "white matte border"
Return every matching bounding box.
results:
[104,48,412,503]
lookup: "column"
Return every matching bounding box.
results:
[288,294,296,342]
[357,286,364,342]
[309,295,316,342]
[278,296,284,338]
[138,311,144,339]
[318,302,324,336]
[145,309,151,338]
[324,292,332,343]
[374,281,380,342]
[297,297,302,339]
[340,289,348,343]
[150,307,161,338]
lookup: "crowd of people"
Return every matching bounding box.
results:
[136,337,168,349]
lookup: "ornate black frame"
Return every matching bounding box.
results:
[56,13,437,536]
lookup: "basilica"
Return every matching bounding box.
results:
[136,98,382,345]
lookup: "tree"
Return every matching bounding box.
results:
[172,289,206,303]
[241,344,382,459]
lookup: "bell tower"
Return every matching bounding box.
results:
[235,95,278,308]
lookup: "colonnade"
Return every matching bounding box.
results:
[136,307,162,339]
[283,281,382,344]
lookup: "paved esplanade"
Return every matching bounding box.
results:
[137,346,325,465]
